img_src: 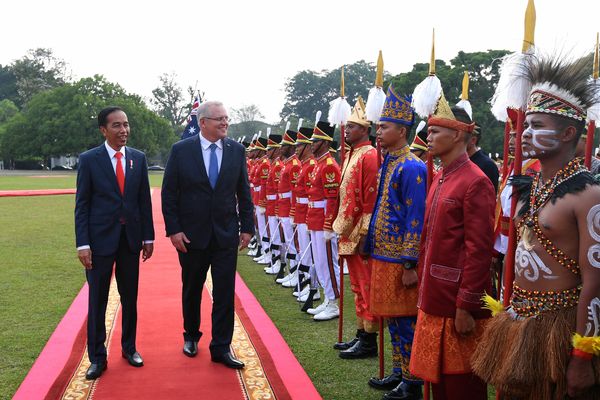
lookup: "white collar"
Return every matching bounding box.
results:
[104,141,126,158]
[199,134,223,151]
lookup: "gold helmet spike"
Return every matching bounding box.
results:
[522,0,536,53]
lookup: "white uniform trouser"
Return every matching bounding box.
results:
[256,210,269,250]
[279,217,297,266]
[296,223,312,266]
[267,216,282,263]
[310,230,340,301]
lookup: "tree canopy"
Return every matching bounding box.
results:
[0,75,176,163]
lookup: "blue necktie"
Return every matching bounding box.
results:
[208,143,218,189]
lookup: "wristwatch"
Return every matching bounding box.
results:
[403,262,416,270]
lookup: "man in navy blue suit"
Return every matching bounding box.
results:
[75,106,155,380]
[161,101,254,369]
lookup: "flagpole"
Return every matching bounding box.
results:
[585,33,599,170]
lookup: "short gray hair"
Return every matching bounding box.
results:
[197,101,225,120]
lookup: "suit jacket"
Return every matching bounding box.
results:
[161,135,254,249]
[75,144,154,256]
[417,153,494,319]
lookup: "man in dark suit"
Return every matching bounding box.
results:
[75,106,155,380]
[161,100,254,369]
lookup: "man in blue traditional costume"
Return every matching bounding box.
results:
[365,86,427,400]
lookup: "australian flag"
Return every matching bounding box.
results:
[180,95,200,140]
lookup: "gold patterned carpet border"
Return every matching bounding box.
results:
[205,270,277,400]
[61,278,121,400]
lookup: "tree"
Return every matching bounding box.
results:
[11,48,70,106]
[231,104,264,123]
[0,99,18,124]
[387,49,511,155]
[0,65,18,105]
[0,75,176,164]
[280,60,389,122]
[150,72,190,132]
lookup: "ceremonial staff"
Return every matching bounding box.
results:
[327,67,351,346]
[585,33,599,170]
[502,0,535,312]
[365,50,387,380]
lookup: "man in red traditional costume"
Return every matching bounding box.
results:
[409,91,495,399]
[252,137,271,265]
[305,121,342,321]
[331,97,379,358]
[472,54,600,400]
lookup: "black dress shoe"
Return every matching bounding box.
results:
[339,332,378,359]
[85,361,107,380]
[382,382,423,400]
[122,351,144,367]
[211,352,245,369]
[333,337,359,350]
[368,372,402,390]
[183,340,198,357]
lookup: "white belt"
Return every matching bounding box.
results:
[253,187,261,192]
[296,197,308,204]
[279,192,292,199]
[266,195,277,200]
[308,200,326,209]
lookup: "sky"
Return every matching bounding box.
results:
[2,0,599,123]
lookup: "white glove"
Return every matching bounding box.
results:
[256,206,266,214]
[324,230,336,241]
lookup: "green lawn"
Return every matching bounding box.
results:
[0,171,164,190]
[0,172,495,399]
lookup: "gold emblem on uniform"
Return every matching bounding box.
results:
[326,172,336,183]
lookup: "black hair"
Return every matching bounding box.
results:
[552,114,586,147]
[98,106,124,128]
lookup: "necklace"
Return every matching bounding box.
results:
[517,157,585,275]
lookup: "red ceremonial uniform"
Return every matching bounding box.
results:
[277,155,301,218]
[293,157,316,225]
[332,142,378,325]
[265,159,282,217]
[306,152,341,231]
[257,158,270,208]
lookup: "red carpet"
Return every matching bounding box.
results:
[0,189,76,197]
[14,189,320,400]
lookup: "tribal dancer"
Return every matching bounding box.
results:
[472,54,600,399]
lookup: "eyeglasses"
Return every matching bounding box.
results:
[204,116,230,123]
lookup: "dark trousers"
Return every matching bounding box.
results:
[86,227,139,363]
[431,373,487,400]
[178,236,237,356]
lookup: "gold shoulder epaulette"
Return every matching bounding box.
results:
[293,159,299,166]
[309,159,316,165]
[326,158,333,165]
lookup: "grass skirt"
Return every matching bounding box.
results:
[471,306,600,399]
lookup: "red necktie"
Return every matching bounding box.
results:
[115,152,125,195]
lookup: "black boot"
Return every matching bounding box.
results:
[300,288,318,312]
[339,331,378,359]
[334,329,363,350]
[382,382,422,400]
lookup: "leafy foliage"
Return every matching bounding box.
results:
[0,76,176,162]
[150,72,190,131]
[388,50,511,155]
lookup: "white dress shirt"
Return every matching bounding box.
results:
[199,133,223,176]
[104,141,127,176]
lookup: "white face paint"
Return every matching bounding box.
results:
[515,242,558,282]
[522,127,560,158]
[587,205,600,269]
[585,297,600,336]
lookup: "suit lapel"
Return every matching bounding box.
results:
[216,138,233,189]
[123,147,134,197]
[96,145,121,194]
